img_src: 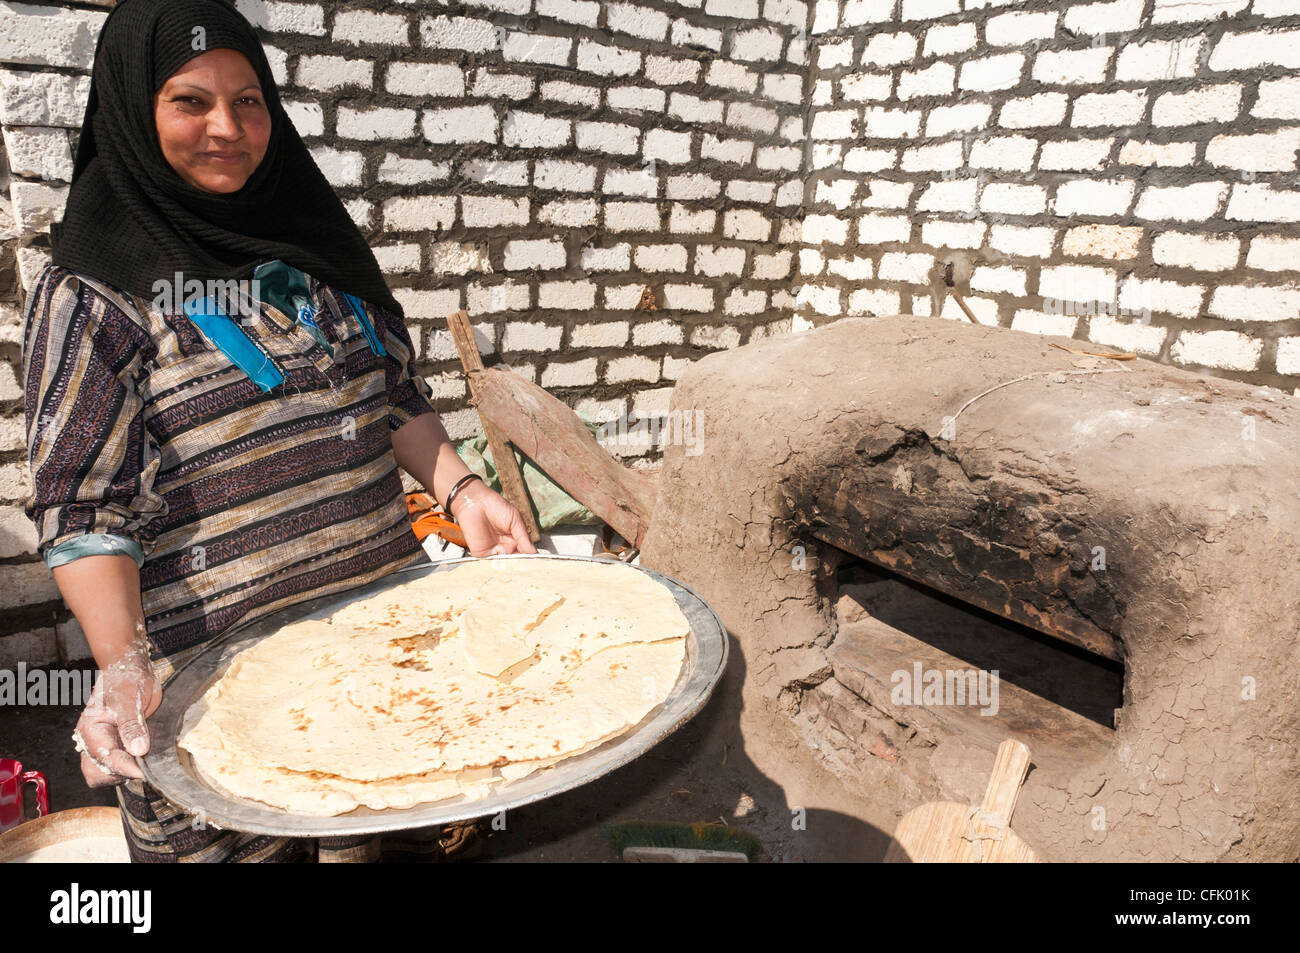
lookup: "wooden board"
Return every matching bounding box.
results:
[445,310,541,543]
[469,366,657,548]
[885,739,1040,863]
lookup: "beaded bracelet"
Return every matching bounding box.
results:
[443,473,484,515]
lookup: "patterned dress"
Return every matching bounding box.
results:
[22,262,452,861]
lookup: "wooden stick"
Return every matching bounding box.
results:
[444,310,541,543]
[979,739,1032,828]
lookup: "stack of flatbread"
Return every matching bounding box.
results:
[178,558,690,816]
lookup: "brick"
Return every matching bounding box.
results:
[753,250,795,280]
[971,265,1028,296]
[727,102,780,135]
[861,180,914,209]
[1247,235,1300,271]
[10,180,67,231]
[723,209,772,241]
[644,128,693,164]
[1254,76,1300,120]
[1171,330,1262,371]
[1011,311,1079,337]
[333,10,408,45]
[420,106,498,145]
[542,359,598,388]
[503,111,571,148]
[693,245,746,277]
[535,160,597,193]
[898,61,956,100]
[537,0,601,25]
[1062,224,1143,260]
[337,106,416,141]
[1134,183,1228,221]
[575,120,640,156]
[799,284,842,316]
[863,107,922,139]
[606,201,662,231]
[0,3,106,69]
[1119,276,1204,319]
[1205,129,1300,172]
[1154,232,1240,271]
[902,141,964,172]
[633,243,688,272]
[581,244,631,271]
[467,281,529,316]
[537,280,598,311]
[427,241,489,276]
[504,239,566,271]
[386,62,464,96]
[462,196,529,227]
[606,355,661,383]
[539,199,599,228]
[985,10,1059,47]
[924,22,978,57]
[1064,0,1144,34]
[420,16,498,51]
[1072,90,1147,127]
[462,159,529,188]
[671,19,723,52]
[802,214,851,245]
[668,204,716,234]
[661,284,715,312]
[235,0,324,34]
[0,71,89,127]
[981,182,1047,215]
[860,214,913,244]
[827,255,874,280]
[1088,315,1167,356]
[633,320,684,346]
[1038,138,1113,171]
[731,179,778,203]
[394,288,462,325]
[499,32,569,66]
[922,221,987,250]
[473,71,534,99]
[309,146,364,187]
[862,32,918,67]
[299,55,374,92]
[1032,48,1112,85]
[284,101,323,137]
[691,322,744,346]
[1040,264,1117,305]
[1,126,72,181]
[1115,37,1203,82]
[1256,0,1300,15]
[1208,284,1300,321]
[1152,85,1242,126]
[999,92,1068,129]
[847,288,902,316]
[609,85,667,112]
[1226,183,1300,222]
[1153,0,1250,24]
[960,53,1025,91]
[991,225,1056,258]
[1117,140,1197,167]
[374,244,420,274]
[605,168,658,198]
[765,0,810,29]
[669,93,725,125]
[1278,337,1300,375]
[902,0,960,19]
[503,322,563,352]
[841,72,894,103]
[970,135,1038,170]
[811,109,857,139]
[1050,178,1133,218]
[645,55,701,86]
[919,179,978,214]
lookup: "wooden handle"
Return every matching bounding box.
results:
[445,310,541,543]
[979,739,1031,828]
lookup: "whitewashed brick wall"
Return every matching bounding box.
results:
[800,0,1300,391]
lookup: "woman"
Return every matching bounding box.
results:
[22,0,535,861]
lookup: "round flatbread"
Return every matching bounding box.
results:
[178,558,690,815]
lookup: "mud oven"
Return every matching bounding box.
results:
[640,315,1300,862]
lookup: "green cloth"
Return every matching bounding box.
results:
[455,420,603,531]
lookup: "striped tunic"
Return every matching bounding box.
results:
[23,263,438,684]
[22,262,459,862]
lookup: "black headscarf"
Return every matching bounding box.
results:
[50,0,402,316]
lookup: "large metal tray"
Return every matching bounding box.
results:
[142,553,728,837]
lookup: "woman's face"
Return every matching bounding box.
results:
[153,48,271,194]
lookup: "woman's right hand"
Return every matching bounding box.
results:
[74,654,163,787]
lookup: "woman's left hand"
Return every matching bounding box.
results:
[449,480,538,557]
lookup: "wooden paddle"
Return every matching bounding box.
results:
[884,738,1039,863]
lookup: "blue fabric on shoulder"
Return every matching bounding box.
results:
[342,291,387,358]
[183,295,285,392]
